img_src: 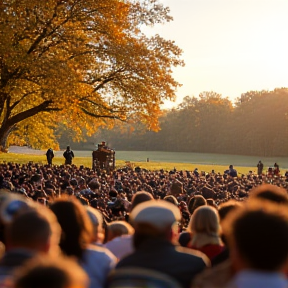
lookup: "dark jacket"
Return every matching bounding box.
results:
[63,149,74,164]
[116,238,209,288]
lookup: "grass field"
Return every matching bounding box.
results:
[1,148,287,174]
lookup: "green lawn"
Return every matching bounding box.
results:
[0,151,266,174]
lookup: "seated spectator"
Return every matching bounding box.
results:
[178,201,191,231]
[50,197,116,288]
[188,195,207,215]
[129,191,154,212]
[249,184,288,204]
[13,255,88,288]
[225,202,288,288]
[201,186,216,200]
[115,200,209,288]
[105,191,153,260]
[106,221,134,243]
[206,198,217,208]
[0,195,31,227]
[217,200,243,223]
[164,195,179,206]
[85,206,106,246]
[170,180,183,197]
[191,201,243,287]
[191,185,288,288]
[87,179,100,194]
[0,206,61,286]
[178,231,192,247]
[188,206,224,261]
[212,200,242,266]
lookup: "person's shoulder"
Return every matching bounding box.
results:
[105,235,133,247]
[175,246,210,267]
[191,259,232,288]
[85,245,117,263]
[105,235,134,260]
[115,252,136,269]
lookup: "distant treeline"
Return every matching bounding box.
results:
[58,88,288,157]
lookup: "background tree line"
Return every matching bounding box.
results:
[59,88,288,157]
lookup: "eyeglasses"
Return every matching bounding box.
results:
[37,198,47,205]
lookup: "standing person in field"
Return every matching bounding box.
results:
[46,148,54,165]
[257,160,263,175]
[228,165,237,177]
[274,162,280,176]
[63,146,74,165]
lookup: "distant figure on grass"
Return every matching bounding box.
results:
[274,162,280,176]
[228,165,237,177]
[257,160,263,175]
[46,148,54,165]
[63,146,74,165]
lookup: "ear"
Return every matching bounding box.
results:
[40,238,51,254]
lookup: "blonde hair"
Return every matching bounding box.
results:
[189,205,222,248]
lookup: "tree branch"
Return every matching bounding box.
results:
[27,1,73,55]
[6,100,53,127]
[10,91,38,110]
[80,98,126,114]
[91,67,126,91]
[80,107,125,121]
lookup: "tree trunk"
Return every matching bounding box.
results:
[0,124,15,152]
[0,100,54,152]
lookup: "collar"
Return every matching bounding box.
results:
[138,238,174,250]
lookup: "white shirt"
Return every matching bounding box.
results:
[104,235,134,260]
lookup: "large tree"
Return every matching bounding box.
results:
[0,0,183,150]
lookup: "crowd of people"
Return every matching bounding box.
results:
[0,158,288,287]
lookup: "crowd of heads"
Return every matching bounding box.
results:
[1,161,288,287]
[1,162,288,223]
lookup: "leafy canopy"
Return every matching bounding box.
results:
[0,0,184,149]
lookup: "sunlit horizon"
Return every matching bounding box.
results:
[147,0,288,108]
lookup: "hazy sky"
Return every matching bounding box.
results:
[148,0,288,108]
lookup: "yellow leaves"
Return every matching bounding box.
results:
[8,114,60,150]
[1,0,183,149]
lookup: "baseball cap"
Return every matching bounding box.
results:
[130,200,181,231]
